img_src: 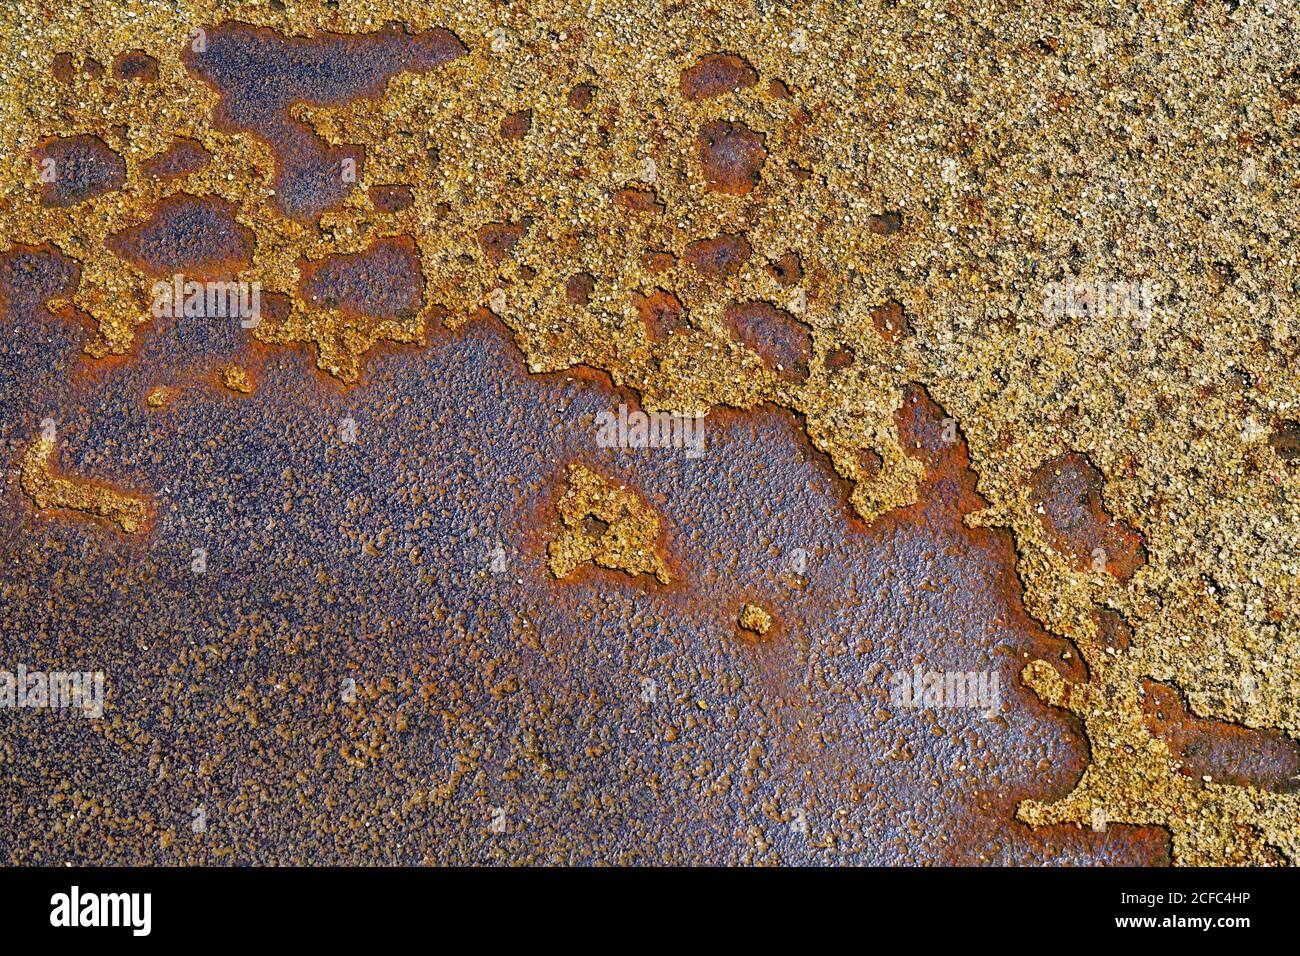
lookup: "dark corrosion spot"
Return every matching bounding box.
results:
[683,233,751,278]
[52,52,76,83]
[871,300,911,341]
[767,78,791,99]
[641,250,675,274]
[1094,608,1132,652]
[580,514,611,540]
[698,120,766,196]
[299,236,424,321]
[34,135,126,207]
[723,301,811,379]
[826,344,855,370]
[478,221,528,264]
[368,184,414,213]
[679,52,758,100]
[1140,680,1300,793]
[500,110,532,141]
[869,211,903,235]
[184,22,466,223]
[82,57,104,79]
[141,138,213,181]
[113,50,159,83]
[635,289,686,340]
[108,194,254,280]
[613,187,664,214]
[1269,420,1300,463]
[0,244,80,318]
[767,252,802,287]
[567,83,595,109]
[566,272,595,307]
[1029,452,1146,580]
[858,448,883,477]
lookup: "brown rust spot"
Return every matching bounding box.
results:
[635,289,687,341]
[767,252,802,287]
[870,299,911,341]
[567,82,595,109]
[697,120,766,196]
[1141,680,1300,793]
[565,271,595,306]
[477,221,528,264]
[869,211,903,235]
[1269,420,1300,463]
[108,194,254,280]
[1030,451,1147,580]
[613,186,664,215]
[826,345,855,370]
[1094,608,1132,652]
[298,236,423,321]
[52,52,76,83]
[500,109,532,141]
[680,52,757,100]
[683,233,751,278]
[641,250,675,274]
[112,50,159,83]
[34,135,126,207]
[141,139,213,181]
[368,184,414,213]
[723,300,810,379]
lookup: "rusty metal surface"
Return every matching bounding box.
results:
[0,307,1171,864]
[1,0,1297,866]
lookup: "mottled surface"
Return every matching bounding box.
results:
[0,0,1297,866]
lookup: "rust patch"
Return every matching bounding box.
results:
[112,50,159,83]
[500,109,533,141]
[108,194,254,280]
[723,300,810,379]
[298,236,423,322]
[1141,680,1300,793]
[1094,608,1133,652]
[767,252,802,287]
[613,186,664,215]
[871,299,911,341]
[0,243,80,317]
[478,221,528,264]
[368,184,414,213]
[1030,451,1147,580]
[680,52,758,100]
[635,288,687,341]
[184,22,466,222]
[566,271,595,306]
[141,138,213,181]
[34,134,126,207]
[698,120,766,196]
[683,233,751,278]
[641,250,675,274]
[51,52,76,83]
[869,211,903,235]
[567,82,595,109]
[1269,420,1300,462]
